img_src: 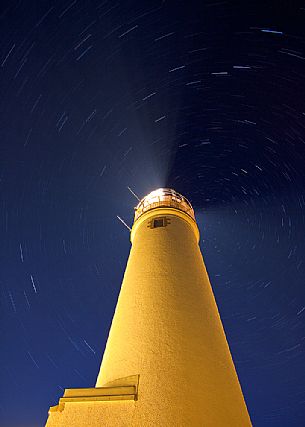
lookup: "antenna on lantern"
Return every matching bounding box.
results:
[127,186,141,202]
[116,215,131,231]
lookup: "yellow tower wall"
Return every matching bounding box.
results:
[46,207,251,426]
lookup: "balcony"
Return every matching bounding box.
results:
[134,188,195,222]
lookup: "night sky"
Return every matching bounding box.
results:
[1,1,305,426]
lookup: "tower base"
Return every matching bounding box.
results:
[45,375,138,427]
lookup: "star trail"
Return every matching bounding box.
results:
[1,1,305,426]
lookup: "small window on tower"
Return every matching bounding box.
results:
[153,218,165,228]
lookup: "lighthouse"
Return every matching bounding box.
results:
[46,188,251,426]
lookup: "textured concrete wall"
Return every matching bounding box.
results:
[95,209,251,425]
[46,208,251,426]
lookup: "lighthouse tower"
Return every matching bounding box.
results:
[46,188,251,426]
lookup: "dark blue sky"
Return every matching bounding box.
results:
[1,1,305,426]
